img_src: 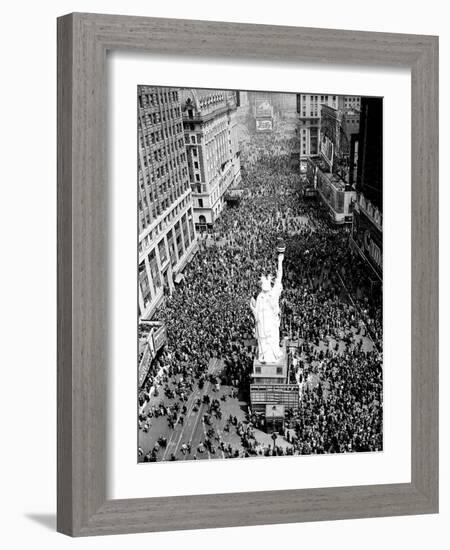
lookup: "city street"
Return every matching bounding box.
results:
[139,356,297,461]
[138,89,383,462]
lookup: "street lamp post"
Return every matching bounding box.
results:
[271,432,277,454]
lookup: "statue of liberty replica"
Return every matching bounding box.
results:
[249,238,292,431]
[250,239,285,364]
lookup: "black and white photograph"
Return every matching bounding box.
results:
[1,0,444,544]
[137,86,383,463]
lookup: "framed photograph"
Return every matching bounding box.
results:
[57,13,438,536]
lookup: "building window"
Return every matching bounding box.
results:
[276,367,283,375]
[139,262,152,302]
[198,198,203,208]
[158,239,167,265]
[148,250,161,289]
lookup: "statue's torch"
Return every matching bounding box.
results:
[276,237,286,260]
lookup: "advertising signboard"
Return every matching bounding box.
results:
[152,324,167,352]
[250,383,299,408]
[138,338,155,387]
[138,322,167,387]
[352,209,383,280]
[317,171,345,213]
[320,135,334,169]
[265,404,285,418]
[255,99,272,117]
[306,158,318,187]
[256,119,273,132]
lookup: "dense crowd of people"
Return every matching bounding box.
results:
[138,130,383,461]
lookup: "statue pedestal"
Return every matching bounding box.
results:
[252,342,288,384]
[249,342,299,432]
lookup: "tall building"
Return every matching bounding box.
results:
[180,89,241,232]
[235,90,249,108]
[138,86,198,320]
[343,95,362,110]
[356,97,383,210]
[300,94,361,224]
[320,103,360,179]
[297,94,361,158]
[351,97,383,280]
[273,92,297,114]
[274,93,299,138]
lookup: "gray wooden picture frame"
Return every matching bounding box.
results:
[57,12,439,537]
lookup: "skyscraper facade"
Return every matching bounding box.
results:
[297,94,361,159]
[351,96,383,280]
[180,89,241,232]
[138,86,198,319]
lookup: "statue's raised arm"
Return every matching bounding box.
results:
[274,237,286,290]
[275,252,284,287]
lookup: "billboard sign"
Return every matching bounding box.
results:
[317,172,345,213]
[352,209,383,280]
[306,159,318,187]
[250,384,299,408]
[256,119,273,132]
[255,99,272,117]
[320,135,334,169]
[152,324,167,352]
[265,404,285,418]
[138,339,155,387]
